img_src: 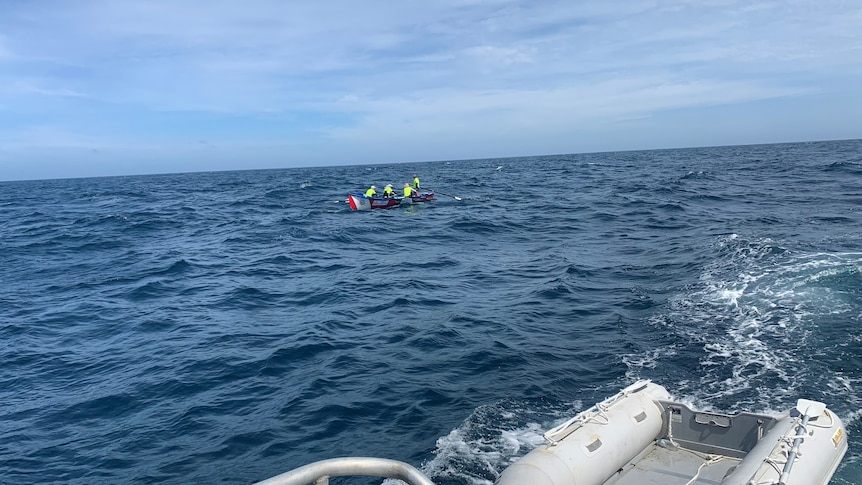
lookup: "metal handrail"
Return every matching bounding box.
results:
[254,457,435,485]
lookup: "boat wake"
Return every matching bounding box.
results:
[393,398,584,485]
[627,234,862,415]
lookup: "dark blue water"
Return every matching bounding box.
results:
[2,140,861,484]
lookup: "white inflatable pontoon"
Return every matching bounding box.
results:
[497,380,847,485]
[256,381,848,485]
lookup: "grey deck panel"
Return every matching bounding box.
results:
[605,443,742,485]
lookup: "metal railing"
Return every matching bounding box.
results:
[255,457,435,485]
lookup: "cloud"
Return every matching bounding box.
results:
[327,76,806,145]
[8,81,86,97]
[5,0,859,110]
[0,37,13,60]
[0,0,860,180]
[464,45,533,66]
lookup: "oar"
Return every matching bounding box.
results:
[427,188,462,201]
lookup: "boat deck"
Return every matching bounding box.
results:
[606,442,742,485]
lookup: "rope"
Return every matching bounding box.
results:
[683,455,724,485]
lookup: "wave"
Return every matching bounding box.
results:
[628,234,862,415]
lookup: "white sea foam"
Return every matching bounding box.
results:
[409,400,581,484]
[622,346,677,373]
[651,235,862,410]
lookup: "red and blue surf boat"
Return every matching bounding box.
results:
[347,191,435,211]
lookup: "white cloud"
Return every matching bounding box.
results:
[464,45,533,66]
[0,37,13,60]
[8,81,86,97]
[327,76,804,144]
[0,0,860,179]
[5,0,859,109]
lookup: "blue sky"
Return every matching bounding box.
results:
[1,0,861,181]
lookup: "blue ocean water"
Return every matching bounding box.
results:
[1,139,861,484]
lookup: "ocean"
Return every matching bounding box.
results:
[1,139,861,484]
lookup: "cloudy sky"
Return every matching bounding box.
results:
[1,0,860,181]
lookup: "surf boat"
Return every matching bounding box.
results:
[255,380,848,485]
[347,191,435,211]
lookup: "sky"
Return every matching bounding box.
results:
[1,0,861,181]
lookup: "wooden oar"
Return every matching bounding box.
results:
[427,188,462,201]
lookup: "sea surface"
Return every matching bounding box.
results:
[2,139,861,484]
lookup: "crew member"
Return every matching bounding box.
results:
[412,174,421,190]
[365,185,377,197]
[382,184,395,198]
[403,183,414,197]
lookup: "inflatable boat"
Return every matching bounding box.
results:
[255,381,848,485]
